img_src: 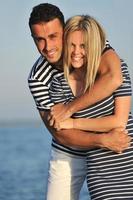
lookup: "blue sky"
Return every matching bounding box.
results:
[1,0,133,122]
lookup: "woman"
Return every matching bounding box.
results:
[50,15,133,199]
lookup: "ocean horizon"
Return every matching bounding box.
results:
[0,123,89,200]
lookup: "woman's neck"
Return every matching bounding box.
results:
[69,68,86,81]
[68,68,86,97]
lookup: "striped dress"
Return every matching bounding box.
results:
[49,59,133,199]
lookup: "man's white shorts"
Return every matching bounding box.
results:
[46,147,87,200]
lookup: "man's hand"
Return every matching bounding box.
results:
[101,128,131,153]
[48,103,73,126]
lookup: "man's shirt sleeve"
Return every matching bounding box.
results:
[102,40,114,54]
[28,56,58,111]
[114,59,132,97]
[28,78,54,111]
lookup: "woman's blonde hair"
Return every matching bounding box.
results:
[63,15,106,92]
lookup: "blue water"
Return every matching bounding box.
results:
[0,124,89,200]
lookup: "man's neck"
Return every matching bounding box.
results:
[52,58,63,71]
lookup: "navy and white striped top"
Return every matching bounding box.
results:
[49,59,132,157]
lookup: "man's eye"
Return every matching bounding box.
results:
[50,35,57,39]
[33,36,44,43]
[36,38,43,42]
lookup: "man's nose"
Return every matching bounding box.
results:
[45,40,52,51]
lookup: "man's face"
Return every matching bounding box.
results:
[31,18,63,64]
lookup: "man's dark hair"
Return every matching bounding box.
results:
[29,3,65,29]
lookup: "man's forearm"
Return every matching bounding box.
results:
[52,128,130,153]
[45,126,130,154]
[55,128,104,149]
[69,71,121,114]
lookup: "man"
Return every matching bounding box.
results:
[28,3,130,200]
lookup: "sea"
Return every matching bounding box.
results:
[0,122,90,200]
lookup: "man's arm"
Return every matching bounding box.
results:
[40,110,131,153]
[50,50,123,123]
[69,50,122,111]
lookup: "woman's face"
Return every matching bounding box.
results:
[69,30,86,69]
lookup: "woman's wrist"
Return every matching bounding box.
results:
[73,118,77,129]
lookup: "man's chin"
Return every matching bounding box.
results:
[41,53,62,65]
[48,59,58,64]
[47,56,61,64]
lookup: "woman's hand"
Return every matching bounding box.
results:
[48,103,73,126]
[54,118,74,131]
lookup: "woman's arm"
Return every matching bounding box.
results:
[73,96,131,132]
[57,96,131,132]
